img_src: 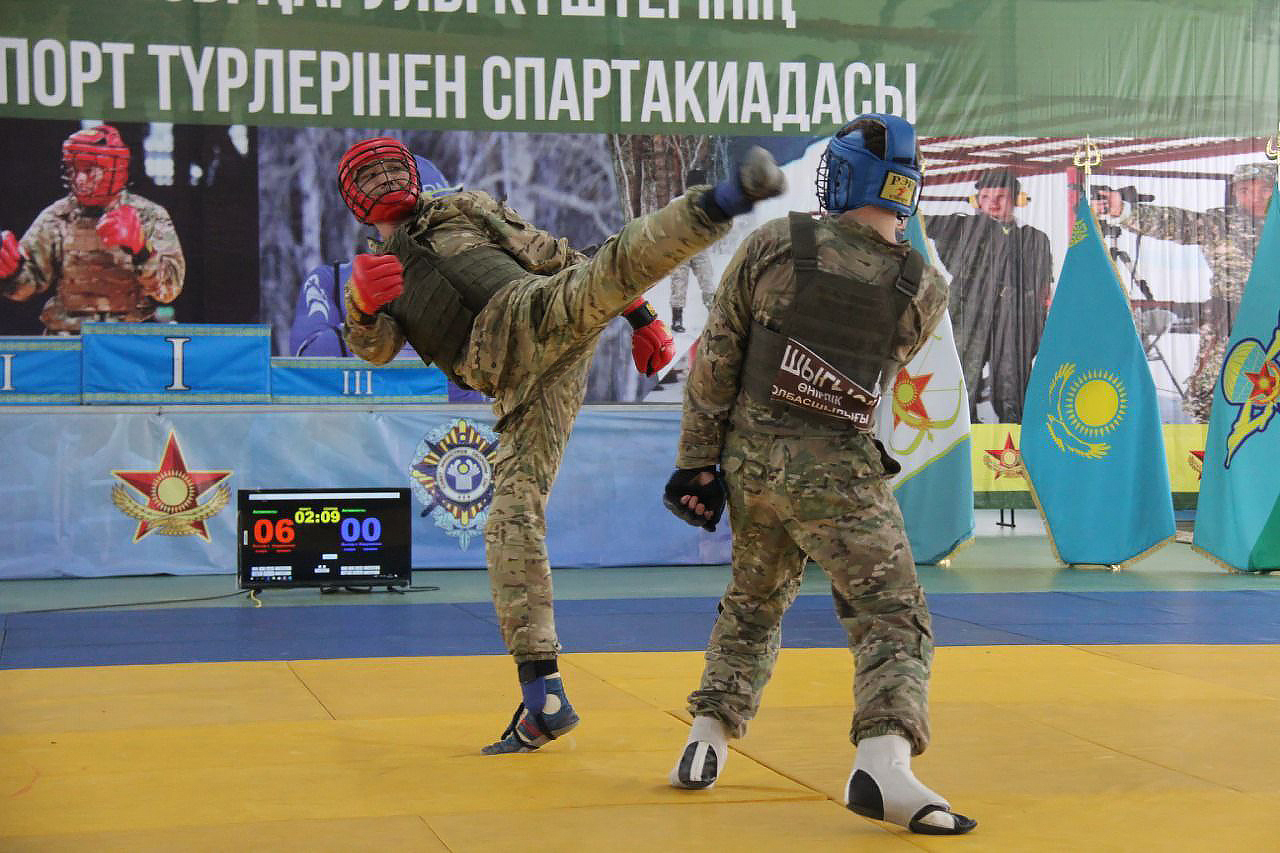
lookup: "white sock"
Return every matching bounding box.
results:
[670,715,729,789]
[848,734,957,831]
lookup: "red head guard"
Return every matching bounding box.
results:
[338,137,421,224]
[62,125,130,207]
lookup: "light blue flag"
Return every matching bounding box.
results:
[874,215,974,564]
[1194,184,1280,571]
[1021,195,1174,565]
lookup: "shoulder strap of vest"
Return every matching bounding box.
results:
[788,211,818,279]
[896,247,924,298]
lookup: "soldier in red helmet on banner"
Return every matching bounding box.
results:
[335,135,784,755]
[0,124,185,334]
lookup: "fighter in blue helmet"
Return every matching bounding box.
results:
[662,115,976,835]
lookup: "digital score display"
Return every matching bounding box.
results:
[236,489,411,589]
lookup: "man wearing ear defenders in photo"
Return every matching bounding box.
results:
[927,167,1053,424]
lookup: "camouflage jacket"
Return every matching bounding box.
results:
[1120,203,1263,334]
[2,191,184,316]
[343,190,584,366]
[677,214,948,469]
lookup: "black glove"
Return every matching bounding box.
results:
[663,466,727,532]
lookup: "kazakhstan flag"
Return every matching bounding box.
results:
[1194,185,1280,571]
[1021,195,1174,565]
[876,215,974,563]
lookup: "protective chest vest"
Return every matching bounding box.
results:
[382,233,528,385]
[741,212,923,430]
[60,213,145,315]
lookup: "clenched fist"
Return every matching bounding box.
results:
[0,230,23,278]
[350,253,405,314]
[96,206,146,255]
[623,298,676,376]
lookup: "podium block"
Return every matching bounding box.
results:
[0,337,82,404]
[81,323,271,403]
[270,357,447,403]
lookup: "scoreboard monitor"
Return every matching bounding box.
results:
[237,489,411,590]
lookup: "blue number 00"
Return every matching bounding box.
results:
[340,516,382,543]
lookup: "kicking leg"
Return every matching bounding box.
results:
[535,147,785,342]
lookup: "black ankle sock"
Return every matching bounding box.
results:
[517,658,559,683]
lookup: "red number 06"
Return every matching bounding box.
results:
[252,518,296,544]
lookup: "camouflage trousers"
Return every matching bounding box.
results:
[461,192,730,662]
[687,428,935,754]
[1183,325,1225,423]
[669,251,716,310]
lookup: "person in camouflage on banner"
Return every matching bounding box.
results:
[0,125,185,334]
[661,115,976,836]
[334,135,784,755]
[1095,161,1276,422]
[668,168,719,332]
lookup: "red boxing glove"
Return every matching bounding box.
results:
[96,206,146,255]
[350,253,405,314]
[623,298,675,377]
[0,230,22,279]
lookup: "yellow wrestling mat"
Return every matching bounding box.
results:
[3,646,1279,851]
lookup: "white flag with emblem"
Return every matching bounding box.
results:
[874,215,975,563]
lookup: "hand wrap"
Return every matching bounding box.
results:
[663,466,727,532]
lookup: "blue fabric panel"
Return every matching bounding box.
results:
[5,590,1280,669]
[0,337,81,403]
[269,357,447,403]
[81,323,271,403]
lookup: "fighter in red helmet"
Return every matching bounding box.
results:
[1,125,185,334]
[335,134,785,755]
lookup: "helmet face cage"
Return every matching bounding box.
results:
[338,137,421,224]
[815,115,922,217]
[62,126,130,207]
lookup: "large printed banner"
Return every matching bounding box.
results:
[1,1,1278,417]
[0,404,1214,579]
[0,2,1274,135]
[0,405,732,579]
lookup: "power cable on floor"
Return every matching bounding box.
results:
[8,583,442,614]
[10,589,253,615]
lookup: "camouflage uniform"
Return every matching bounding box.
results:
[345,187,730,662]
[669,250,717,311]
[678,215,948,754]
[1,191,184,334]
[1118,163,1273,422]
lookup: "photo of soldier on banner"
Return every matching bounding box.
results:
[918,136,1275,427]
[0,118,260,336]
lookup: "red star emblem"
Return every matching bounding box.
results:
[1244,363,1280,404]
[984,433,1024,479]
[1189,449,1205,480]
[892,368,933,428]
[112,432,232,542]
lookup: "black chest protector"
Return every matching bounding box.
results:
[381,231,529,386]
[740,212,923,430]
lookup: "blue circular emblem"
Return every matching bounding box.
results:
[409,418,498,549]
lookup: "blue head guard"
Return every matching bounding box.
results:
[414,155,462,199]
[815,114,922,217]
